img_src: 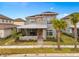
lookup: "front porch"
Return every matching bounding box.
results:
[19,29,46,40]
[17,24,47,40]
[70,28,79,37]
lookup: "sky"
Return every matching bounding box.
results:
[0,2,79,19]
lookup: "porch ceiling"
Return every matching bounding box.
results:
[70,25,79,28]
[17,24,47,29]
[70,22,79,28]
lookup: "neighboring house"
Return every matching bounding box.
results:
[0,14,14,24]
[14,18,26,26]
[17,11,58,40]
[62,16,73,34]
[0,23,16,38]
[62,15,79,36]
[0,14,16,38]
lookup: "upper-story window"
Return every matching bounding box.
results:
[47,16,55,24]
[36,17,45,24]
[2,19,7,23]
[8,20,9,23]
[6,20,8,23]
[4,20,7,23]
[30,19,36,23]
[9,20,11,23]
[2,20,4,23]
[0,19,8,23]
[37,18,42,23]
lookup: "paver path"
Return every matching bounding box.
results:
[0,45,79,48]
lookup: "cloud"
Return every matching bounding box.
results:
[49,7,54,10]
[57,13,69,19]
[50,7,54,10]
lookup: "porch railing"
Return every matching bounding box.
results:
[19,36,37,40]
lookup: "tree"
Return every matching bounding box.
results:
[11,28,17,39]
[11,28,22,41]
[69,13,79,49]
[51,19,67,49]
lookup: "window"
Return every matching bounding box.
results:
[30,19,35,23]
[6,20,8,23]
[4,20,7,23]
[47,30,53,36]
[47,21,51,24]
[2,20,4,23]
[9,20,11,23]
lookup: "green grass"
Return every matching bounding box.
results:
[60,34,75,45]
[0,48,79,55]
[0,34,78,45]
[0,37,16,46]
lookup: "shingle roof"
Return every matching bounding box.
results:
[62,16,70,19]
[0,14,13,20]
[62,12,79,20]
[26,11,58,18]
[14,18,26,22]
[42,11,58,14]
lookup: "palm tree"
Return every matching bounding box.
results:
[51,19,67,49]
[69,13,79,49]
[11,28,19,39]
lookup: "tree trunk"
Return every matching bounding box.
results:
[37,29,43,45]
[74,25,78,49]
[57,30,61,49]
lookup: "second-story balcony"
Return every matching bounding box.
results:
[26,20,47,24]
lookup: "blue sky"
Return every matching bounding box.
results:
[0,2,79,19]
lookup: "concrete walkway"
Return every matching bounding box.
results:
[0,45,79,48]
[1,53,79,57]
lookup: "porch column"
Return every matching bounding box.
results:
[43,29,46,39]
[53,29,56,38]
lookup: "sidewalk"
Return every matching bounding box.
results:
[0,45,79,48]
[1,53,79,57]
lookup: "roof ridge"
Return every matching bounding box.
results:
[0,14,13,20]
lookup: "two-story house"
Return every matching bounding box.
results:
[62,16,73,34]
[0,14,14,24]
[0,14,16,38]
[17,11,58,40]
[62,15,79,37]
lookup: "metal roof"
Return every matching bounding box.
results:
[17,24,47,29]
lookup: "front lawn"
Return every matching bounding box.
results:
[0,48,79,55]
[0,34,78,45]
[0,37,16,46]
[60,34,75,45]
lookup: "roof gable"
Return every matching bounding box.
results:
[0,14,13,20]
[14,18,26,22]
